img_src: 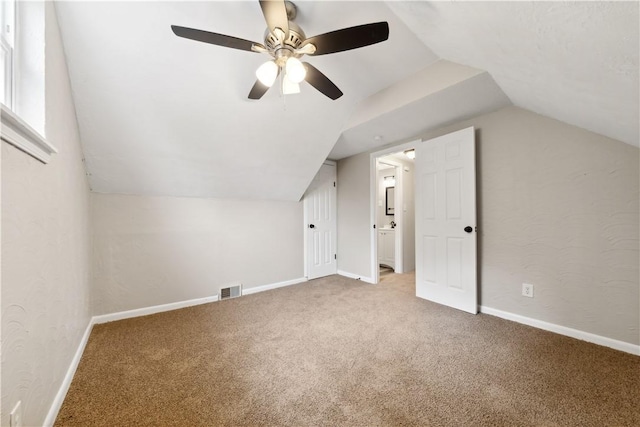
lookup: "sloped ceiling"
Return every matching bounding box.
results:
[386,0,639,147]
[56,1,639,202]
[330,60,511,159]
[55,1,437,201]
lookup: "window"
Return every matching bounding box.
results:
[0,0,15,108]
[0,0,56,163]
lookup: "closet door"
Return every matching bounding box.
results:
[304,163,337,279]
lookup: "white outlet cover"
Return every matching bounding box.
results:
[522,283,534,298]
[10,401,23,427]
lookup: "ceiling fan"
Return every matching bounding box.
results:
[171,0,389,100]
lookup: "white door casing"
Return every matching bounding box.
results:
[304,162,337,280]
[415,127,477,314]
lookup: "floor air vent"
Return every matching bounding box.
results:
[220,284,242,300]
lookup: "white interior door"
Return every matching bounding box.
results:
[304,163,337,280]
[415,127,477,314]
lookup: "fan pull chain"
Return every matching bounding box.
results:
[280,67,288,111]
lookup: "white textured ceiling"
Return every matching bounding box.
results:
[55,1,436,201]
[330,60,511,159]
[386,0,639,147]
[56,1,639,201]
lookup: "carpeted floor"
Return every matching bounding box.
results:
[55,273,639,426]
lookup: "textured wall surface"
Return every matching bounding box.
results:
[91,193,304,315]
[475,107,638,345]
[399,158,415,274]
[1,3,91,426]
[337,106,639,345]
[336,154,371,278]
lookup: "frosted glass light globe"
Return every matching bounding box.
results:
[256,61,278,87]
[285,57,306,84]
[282,75,300,94]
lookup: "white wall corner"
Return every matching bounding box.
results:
[43,321,93,427]
[479,306,640,356]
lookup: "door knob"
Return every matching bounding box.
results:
[309,224,315,229]
[464,226,473,233]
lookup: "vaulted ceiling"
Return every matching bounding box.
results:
[55,1,639,202]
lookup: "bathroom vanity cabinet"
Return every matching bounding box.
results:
[378,228,395,270]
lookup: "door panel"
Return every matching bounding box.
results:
[415,127,477,314]
[305,163,337,279]
[423,235,437,282]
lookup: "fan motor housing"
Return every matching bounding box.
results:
[264,24,305,51]
[264,22,305,66]
[263,1,305,63]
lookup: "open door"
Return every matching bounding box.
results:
[304,162,337,280]
[415,127,477,314]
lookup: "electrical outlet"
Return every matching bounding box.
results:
[522,283,534,298]
[10,401,23,427]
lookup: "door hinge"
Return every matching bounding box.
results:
[373,224,376,229]
[333,181,336,187]
[334,254,337,260]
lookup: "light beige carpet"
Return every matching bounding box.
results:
[55,273,639,426]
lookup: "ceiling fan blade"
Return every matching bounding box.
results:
[171,25,265,52]
[303,22,389,56]
[303,62,343,100]
[248,80,270,100]
[248,68,280,100]
[259,0,289,36]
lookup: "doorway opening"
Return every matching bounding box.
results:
[370,128,478,314]
[371,142,419,284]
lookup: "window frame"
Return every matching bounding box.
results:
[1,0,15,109]
[1,103,57,163]
[0,0,58,163]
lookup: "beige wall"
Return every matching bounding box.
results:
[337,106,639,345]
[337,154,372,278]
[91,193,304,315]
[399,158,416,273]
[1,3,91,426]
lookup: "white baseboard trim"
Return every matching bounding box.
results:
[45,294,218,424]
[242,277,307,296]
[92,295,219,324]
[43,320,94,426]
[480,306,640,356]
[337,270,375,284]
[43,277,312,425]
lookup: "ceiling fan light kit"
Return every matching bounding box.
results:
[282,75,301,94]
[285,57,306,84]
[256,60,279,87]
[171,0,389,100]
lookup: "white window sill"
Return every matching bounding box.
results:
[1,103,57,163]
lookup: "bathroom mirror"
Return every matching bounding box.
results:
[386,187,395,215]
